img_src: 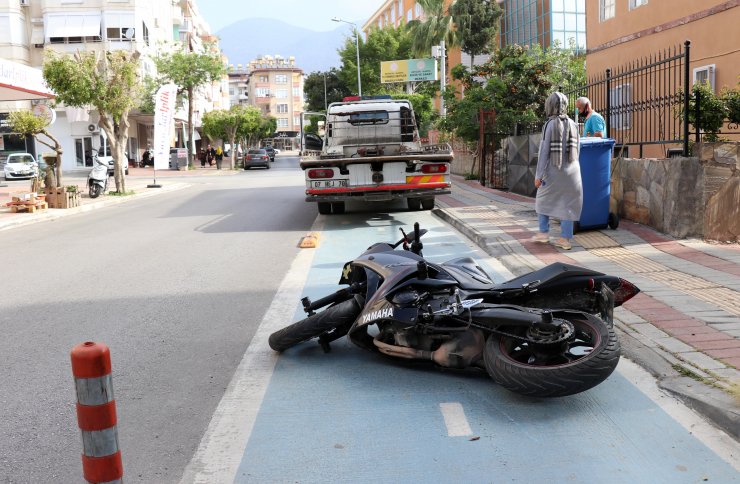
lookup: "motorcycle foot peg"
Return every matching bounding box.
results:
[318,335,332,353]
[301,296,312,313]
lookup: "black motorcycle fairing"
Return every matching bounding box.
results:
[440,257,496,291]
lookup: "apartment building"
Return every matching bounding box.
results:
[227,65,250,107]
[0,0,224,170]
[500,0,585,52]
[588,0,738,91]
[586,0,739,156]
[246,55,304,134]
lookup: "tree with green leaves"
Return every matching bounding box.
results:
[202,105,262,169]
[155,48,226,165]
[450,0,503,67]
[43,50,140,193]
[406,0,458,58]
[303,69,351,113]
[441,43,587,142]
[338,26,414,96]
[7,110,64,188]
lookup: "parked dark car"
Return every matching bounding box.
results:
[263,145,276,162]
[243,149,271,170]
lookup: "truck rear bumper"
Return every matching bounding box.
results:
[305,187,450,203]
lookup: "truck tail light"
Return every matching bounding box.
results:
[421,164,447,174]
[308,169,334,179]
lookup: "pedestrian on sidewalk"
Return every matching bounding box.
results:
[199,148,207,168]
[206,144,216,166]
[215,146,224,170]
[575,96,605,138]
[532,91,582,250]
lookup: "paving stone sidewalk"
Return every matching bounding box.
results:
[435,175,740,439]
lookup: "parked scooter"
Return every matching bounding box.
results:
[88,154,109,198]
[269,223,640,398]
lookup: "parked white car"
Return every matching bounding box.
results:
[3,153,39,180]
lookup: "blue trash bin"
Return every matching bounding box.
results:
[578,137,618,231]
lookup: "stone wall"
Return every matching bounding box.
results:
[611,142,739,242]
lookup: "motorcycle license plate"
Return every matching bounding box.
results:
[311,179,348,188]
[598,283,615,327]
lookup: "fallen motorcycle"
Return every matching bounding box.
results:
[269,223,640,398]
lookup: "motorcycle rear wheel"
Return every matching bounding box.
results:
[89,184,101,198]
[268,297,360,352]
[483,314,620,398]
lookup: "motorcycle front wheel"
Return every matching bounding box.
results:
[268,297,360,352]
[483,313,620,398]
[89,183,101,198]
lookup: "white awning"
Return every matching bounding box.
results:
[104,12,135,29]
[45,13,101,39]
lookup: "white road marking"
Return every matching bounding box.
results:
[440,402,473,437]
[179,226,321,484]
[618,358,740,472]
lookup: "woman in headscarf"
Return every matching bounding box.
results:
[531,92,582,250]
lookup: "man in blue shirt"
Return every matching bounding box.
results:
[576,97,605,137]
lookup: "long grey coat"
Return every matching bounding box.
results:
[535,117,583,221]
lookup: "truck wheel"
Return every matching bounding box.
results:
[407,198,421,211]
[332,202,345,214]
[421,198,435,210]
[318,202,331,215]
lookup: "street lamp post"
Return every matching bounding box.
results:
[331,17,362,96]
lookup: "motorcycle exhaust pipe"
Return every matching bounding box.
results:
[373,329,485,369]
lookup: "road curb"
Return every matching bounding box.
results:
[617,324,740,441]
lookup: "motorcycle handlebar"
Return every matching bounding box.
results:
[393,225,428,248]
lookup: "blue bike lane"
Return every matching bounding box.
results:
[204,211,740,483]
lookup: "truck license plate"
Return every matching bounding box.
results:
[312,180,348,188]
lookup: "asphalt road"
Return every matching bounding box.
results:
[0,156,315,482]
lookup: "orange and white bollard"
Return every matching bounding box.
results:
[70,342,123,484]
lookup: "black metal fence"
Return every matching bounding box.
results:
[563,40,691,157]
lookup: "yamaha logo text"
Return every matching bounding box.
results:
[362,307,394,324]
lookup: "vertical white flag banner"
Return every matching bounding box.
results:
[153,83,177,170]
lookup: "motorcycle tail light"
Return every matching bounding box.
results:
[613,278,640,305]
[308,169,334,179]
[421,164,447,174]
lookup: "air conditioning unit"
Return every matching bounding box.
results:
[87,124,100,134]
[693,64,716,91]
[20,0,30,6]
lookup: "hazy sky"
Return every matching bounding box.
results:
[198,0,383,33]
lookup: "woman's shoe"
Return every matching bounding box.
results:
[531,232,549,243]
[553,238,572,250]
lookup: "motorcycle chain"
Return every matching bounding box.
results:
[445,316,574,345]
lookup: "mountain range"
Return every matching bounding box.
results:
[217,18,358,74]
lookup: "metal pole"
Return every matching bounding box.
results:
[683,40,691,156]
[605,68,611,139]
[440,40,446,116]
[323,73,327,112]
[354,28,362,96]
